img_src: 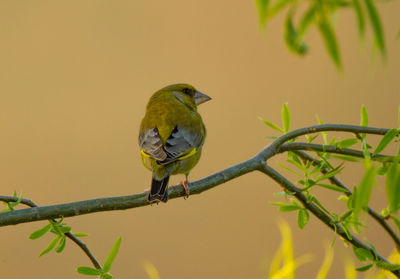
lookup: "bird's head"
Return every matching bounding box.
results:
[160,83,211,109]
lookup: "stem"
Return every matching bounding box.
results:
[258,164,400,278]
[279,142,393,161]
[0,196,102,270]
[291,150,400,251]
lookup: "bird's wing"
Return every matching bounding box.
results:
[160,125,205,164]
[139,127,167,161]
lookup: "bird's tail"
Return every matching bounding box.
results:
[148,175,170,203]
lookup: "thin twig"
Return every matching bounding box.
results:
[279,142,393,161]
[258,164,400,278]
[0,195,102,270]
[291,150,400,251]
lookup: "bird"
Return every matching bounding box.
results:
[139,83,211,203]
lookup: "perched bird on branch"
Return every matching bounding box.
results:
[139,84,211,203]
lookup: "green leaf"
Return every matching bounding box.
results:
[305,134,319,143]
[353,247,374,262]
[375,261,400,271]
[377,164,389,176]
[341,224,353,240]
[100,273,114,279]
[76,266,102,276]
[281,103,291,133]
[273,191,296,197]
[308,195,330,214]
[316,183,349,193]
[73,232,89,237]
[58,226,72,234]
[297,209,310,229]
[316,115,328,144]
[340,210,353,221]
[268,0,293,19]
[338,195,349,202]
[278,163,302,176]
[284,12,308,55]
[287,158,306,172]
[373,129,398,156]
[318,16,341,69]
[256,0,270,27]
[331,154,360,162]
[364,0,385,57]
[29,224,52,240]
[298,5,317,36]
[386,159,400,213]
[259,117,284,133]
[360,105,368,127]
[279,205,302,212]
[39,235,61,257]
[101,273,114,279]
[103,237,122,273]
[391,216,400,234]
[353,164,376,226]
[352,0,365,39]
[8,191,23,208]
[270,202,290,207]
[55,236,66,253]
[350,187,357,209]
[356,264,373,272]
[315,165,344,182]
[336,138,359,149]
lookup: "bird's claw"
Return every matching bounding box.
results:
[180,180,190,199]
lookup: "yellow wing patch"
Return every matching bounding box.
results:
[141,148,197,161]
[178,148,197,160]
[141,149,151,158]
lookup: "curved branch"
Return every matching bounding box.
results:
[1,124,389,226]
[292,150,400,250]
[255,124,389,161]
[0,195,102,270]
[258,164,400,277]
[0,158,260,226]
[1,124,398,276]
[279,142,392,161]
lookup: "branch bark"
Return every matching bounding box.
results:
[1,124,399,276]
[292,150,400,250]
[0,195,102,270]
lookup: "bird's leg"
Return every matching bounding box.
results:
[180,174,190,199]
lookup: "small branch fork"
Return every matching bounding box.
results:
[0,196,102,270]
[1,124,399,276]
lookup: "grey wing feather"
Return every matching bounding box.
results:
[139,127,167,161]
[160,125,205,164]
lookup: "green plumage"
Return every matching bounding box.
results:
[139,84,211,202]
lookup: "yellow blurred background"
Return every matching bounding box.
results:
[1,1,399,278]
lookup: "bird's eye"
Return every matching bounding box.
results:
[182,88,191,95]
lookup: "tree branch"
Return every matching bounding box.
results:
[291,150,400,251]
[0,195,102,270]
[279,142,392,161]
[258,164,400,277]
[1,124,398,276]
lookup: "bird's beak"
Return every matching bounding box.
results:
[194,91,212,105]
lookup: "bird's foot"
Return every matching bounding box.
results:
[180,179,190,199]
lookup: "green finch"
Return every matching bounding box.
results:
[139,83,211,203]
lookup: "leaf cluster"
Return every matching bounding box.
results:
[255,0,387,69]
[261,104,400,274]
